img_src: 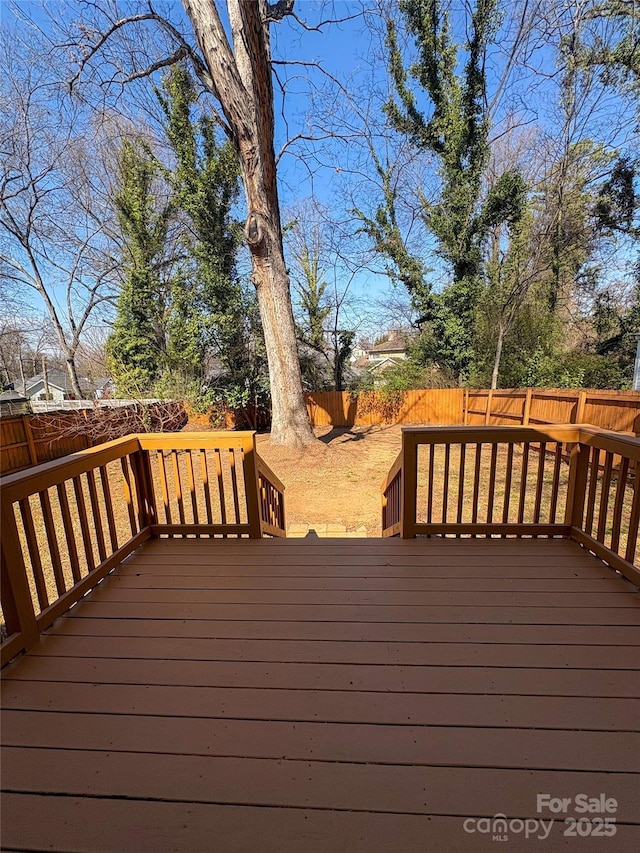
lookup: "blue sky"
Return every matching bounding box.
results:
[2,1,638,343]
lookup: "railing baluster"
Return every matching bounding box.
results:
[18,498,49,609]
[427,444,434,524]
[472,443,482,525]
[120,457,139,535]
[229,448,241,525]
[596,452,614,543]
[215,449,227,534]
[185,449,198,524]
[457,444,466,525]
[584,445,600,536]
[517,443,530,524]
[442,444,450,523]
[502,443,514,523]
[201,449,213,525]
[548,443,563,523]
[56,482,81,584]
[73,476,96,572]
[156,450,172,525]
[99,466,119,552]
[610,458,629,555]
[533,442,547,524]
[39,489,65,596]
[86,469,107,562]
[487,444,498,524]
[171,451,185,526]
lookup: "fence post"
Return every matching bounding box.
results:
[23,415,38,465]
[522,388,532,426]
[564,440,590,529]
[484,389,493,425]
[0,501,39,650]
[573,390,587,424]
[401,431,417,539]
[463,389,469,425]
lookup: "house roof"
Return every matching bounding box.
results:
[0,390,29,402]
[368,356,403,373]
[368,338,409,354]
[12,371,89,393]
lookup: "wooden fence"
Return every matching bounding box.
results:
[466,388,640,435]
[306,388,640,435]
[0,403,187,476]
[305,389,464,427]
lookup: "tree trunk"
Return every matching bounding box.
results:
[491,320,505,390]
[182,0,314,447]
[65,356,84,398]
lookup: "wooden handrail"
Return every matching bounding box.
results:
[257,456,286,495]
[381,424,639,585]
[0,436,140,503]
[1,430,286,666]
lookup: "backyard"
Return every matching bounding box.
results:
[257,426,402,536]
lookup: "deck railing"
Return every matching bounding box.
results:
[382,425,639,585]
[0,431,284,665]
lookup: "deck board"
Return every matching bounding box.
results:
[2,536,639,851]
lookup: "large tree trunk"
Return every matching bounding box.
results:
[182,0,314,446]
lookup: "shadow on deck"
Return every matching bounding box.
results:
[2,535,640,852]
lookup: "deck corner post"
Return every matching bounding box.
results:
[243,432,263,539]
[564,441,590,530]
[0,501,39,650]
[132,444,157,531]
[401,432,417,539]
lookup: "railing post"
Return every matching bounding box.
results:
[131,442,157,530]
[0,501,39,650]
[242,433,263,539]
[401,432,417,539]
[564,439,590,529]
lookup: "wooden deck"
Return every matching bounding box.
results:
[2,535,640,851]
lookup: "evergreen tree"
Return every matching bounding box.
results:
[106,140,174,395]
[158,66,247,387]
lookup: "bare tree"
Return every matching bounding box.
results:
[0,32,118,397]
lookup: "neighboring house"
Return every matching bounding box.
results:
[350,330,412,384]
[9,370,89,402]
[366,330,410,367]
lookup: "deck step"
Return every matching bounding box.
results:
[287,523,368,538]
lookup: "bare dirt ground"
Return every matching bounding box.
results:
[256,425,404,537]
